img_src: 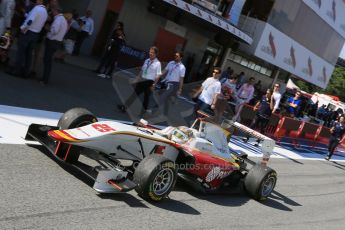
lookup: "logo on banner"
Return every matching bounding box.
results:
[197,9,203,17]
[317,66,328,83]
[170,0,178,6]
[284,45,296,68]
[311,0,322,8]
[260,32,277,58]
[208,15,213,22]
[184,3,191,11]
[217,19,222,26]
[302,57,313,77]
[327,0,336,22]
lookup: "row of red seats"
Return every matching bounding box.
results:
[239,105,344,153]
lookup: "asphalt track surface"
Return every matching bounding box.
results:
[1,60,345,229]
[1,143,345,230]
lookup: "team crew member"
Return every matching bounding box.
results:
[9,0,48,77]
[118,46,162,114]
[271,83,281,113]
[193,67,221,112]
[156,52,186,113]
[41,7,68,85]
[325,116,345,160]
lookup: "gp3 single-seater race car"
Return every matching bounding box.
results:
[25,108,277,202]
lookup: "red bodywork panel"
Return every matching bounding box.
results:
[180,145,238,188]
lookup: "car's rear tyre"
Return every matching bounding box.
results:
[133,154,177,202]
[57,108,98,163]
[244,164,277,201]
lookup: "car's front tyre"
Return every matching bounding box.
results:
[57,107,98,163]
[133,154,177,202]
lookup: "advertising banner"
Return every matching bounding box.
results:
[302,0,345,38]
[254,23,334,89]
[163,0,253,44]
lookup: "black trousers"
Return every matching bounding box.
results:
[15,31,40,75]
[42,39,62,83]
[125,79,154,111]
[328,136,340,158]
[250,114,270,134]
[73,31,89,55]
[97,50,119,75]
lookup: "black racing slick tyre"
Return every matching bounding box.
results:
[58,107,98,129]
[244,164,277,201]
[133,154,177,202]
[57,108,98,163]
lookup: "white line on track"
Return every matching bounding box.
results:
[1,104,344,162]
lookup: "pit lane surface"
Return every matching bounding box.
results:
[1,144,345,230]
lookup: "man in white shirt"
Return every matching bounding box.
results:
[0,0,15,36]
[72,10,94,56]
[271,83,282,113]
[193,67,222,112]
[156,52,186,114]
[118,46,162,114]
[9,0,47,77]
[41,6,68,85]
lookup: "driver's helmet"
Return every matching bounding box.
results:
[171,126,193,144]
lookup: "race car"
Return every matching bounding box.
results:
[25,107,277,202]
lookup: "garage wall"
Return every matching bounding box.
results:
[117,0,165,53]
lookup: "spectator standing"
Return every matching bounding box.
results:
[0,0,15,36]
[40,6,68,85]
[211,76,237,123]
[96,28,125,78]
[54,12,74,62]
[325,115,345,160]
[250,89,273,133]
[118,46,162,115]
[193,67,221,113]
[156,52,186,114]
[8,0,48,77]
[233,77,255,121]
[219,66,232,82]
[72,10,93,56]
[286,91,302,118]
[271,83,282,113]
[236,71,245,89]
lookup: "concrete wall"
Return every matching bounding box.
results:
[117,0,165,52]
[60,0,91,14]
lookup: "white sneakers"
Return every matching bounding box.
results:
[97,73,111,79]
